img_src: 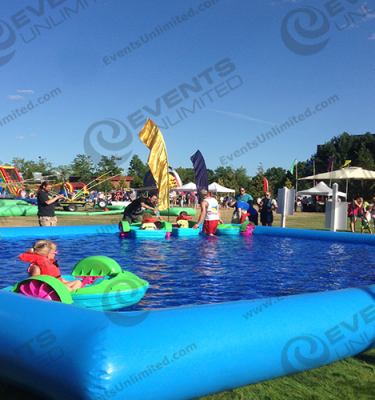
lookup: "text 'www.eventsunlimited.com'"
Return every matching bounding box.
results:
[220,95,339,166]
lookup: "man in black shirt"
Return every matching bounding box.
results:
[37,181,65,226]
[123,193,158,224]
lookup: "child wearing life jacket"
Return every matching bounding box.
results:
[19,240,82,291]
[140,213,158,230]
[175,211,192,228]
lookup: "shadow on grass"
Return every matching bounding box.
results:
[354,351,375,367]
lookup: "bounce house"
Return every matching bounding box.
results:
[143,166,182,189]
[0,166,23,196]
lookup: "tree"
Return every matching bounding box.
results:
[249,164,266,199]
[284,178,294,189]
[96,155,123,176]
[128,155,148,177]
[98,179,114,193]
[352,143,375,199]
[127,155,148,188]
[70,154,95,180]
[117,176,128,190]
[175,167,195,184]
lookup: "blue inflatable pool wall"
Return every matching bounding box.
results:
[0,225,375,400]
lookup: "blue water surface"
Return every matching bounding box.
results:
[0,234,374,311]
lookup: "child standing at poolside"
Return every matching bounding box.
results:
[19,240,82,291]
[361,205,373,234]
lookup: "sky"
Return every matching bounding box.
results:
[0,0,374,178]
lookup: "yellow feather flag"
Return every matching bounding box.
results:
[139,119,170,210]
[341,160,351,168]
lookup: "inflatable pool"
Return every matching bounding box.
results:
[119,220,173,239]
[3,256,148,311]
[0,283,374,400]
[1,225,375,399]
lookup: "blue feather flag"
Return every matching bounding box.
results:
[190,150,208,201]
[304,160,313,175]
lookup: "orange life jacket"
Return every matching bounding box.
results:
[142,218,159,223]
[176,215,192,221]
[19,252,61,278]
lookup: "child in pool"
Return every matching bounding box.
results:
[140,213,158,230]
[175,211,192,228]
[19,240,82,291]
[361,205,373,234]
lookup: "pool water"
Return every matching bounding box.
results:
[0,234,374,311]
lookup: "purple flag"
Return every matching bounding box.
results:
[327,157,335,172]
[190,150,208,201]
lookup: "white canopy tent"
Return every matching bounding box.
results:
[208,182,235,193]
[297,181,347,198]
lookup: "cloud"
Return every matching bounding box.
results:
[205,109,277,126]
[17,90,34,93]
[30,133,36,136]
[7,95,23,100]
[369,32,375,40]
[15,136,25,139]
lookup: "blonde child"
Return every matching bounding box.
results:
[19,240,82,291]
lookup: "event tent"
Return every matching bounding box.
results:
[208,182,235,193]
[297,181,347,198]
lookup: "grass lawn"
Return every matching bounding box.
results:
[0,208,374,399]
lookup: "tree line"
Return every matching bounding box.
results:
[2,132,374,198]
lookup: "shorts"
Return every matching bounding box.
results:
[38,216,57,227]
[203,220,219,235]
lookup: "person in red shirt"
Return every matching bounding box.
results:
[19,240,82,291]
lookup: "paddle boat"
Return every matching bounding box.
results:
[171,214,200,237]
[215,221,255,236]
[3,256,148,311]
[119,220,173,239]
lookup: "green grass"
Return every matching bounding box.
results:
[0,209,374,399]
[198,350,375,399]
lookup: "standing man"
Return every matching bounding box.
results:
[193,190,223,236]
[259,191,278,227]
[235,187,253,205]
[123,193,159,224]
[37,181,65,227]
